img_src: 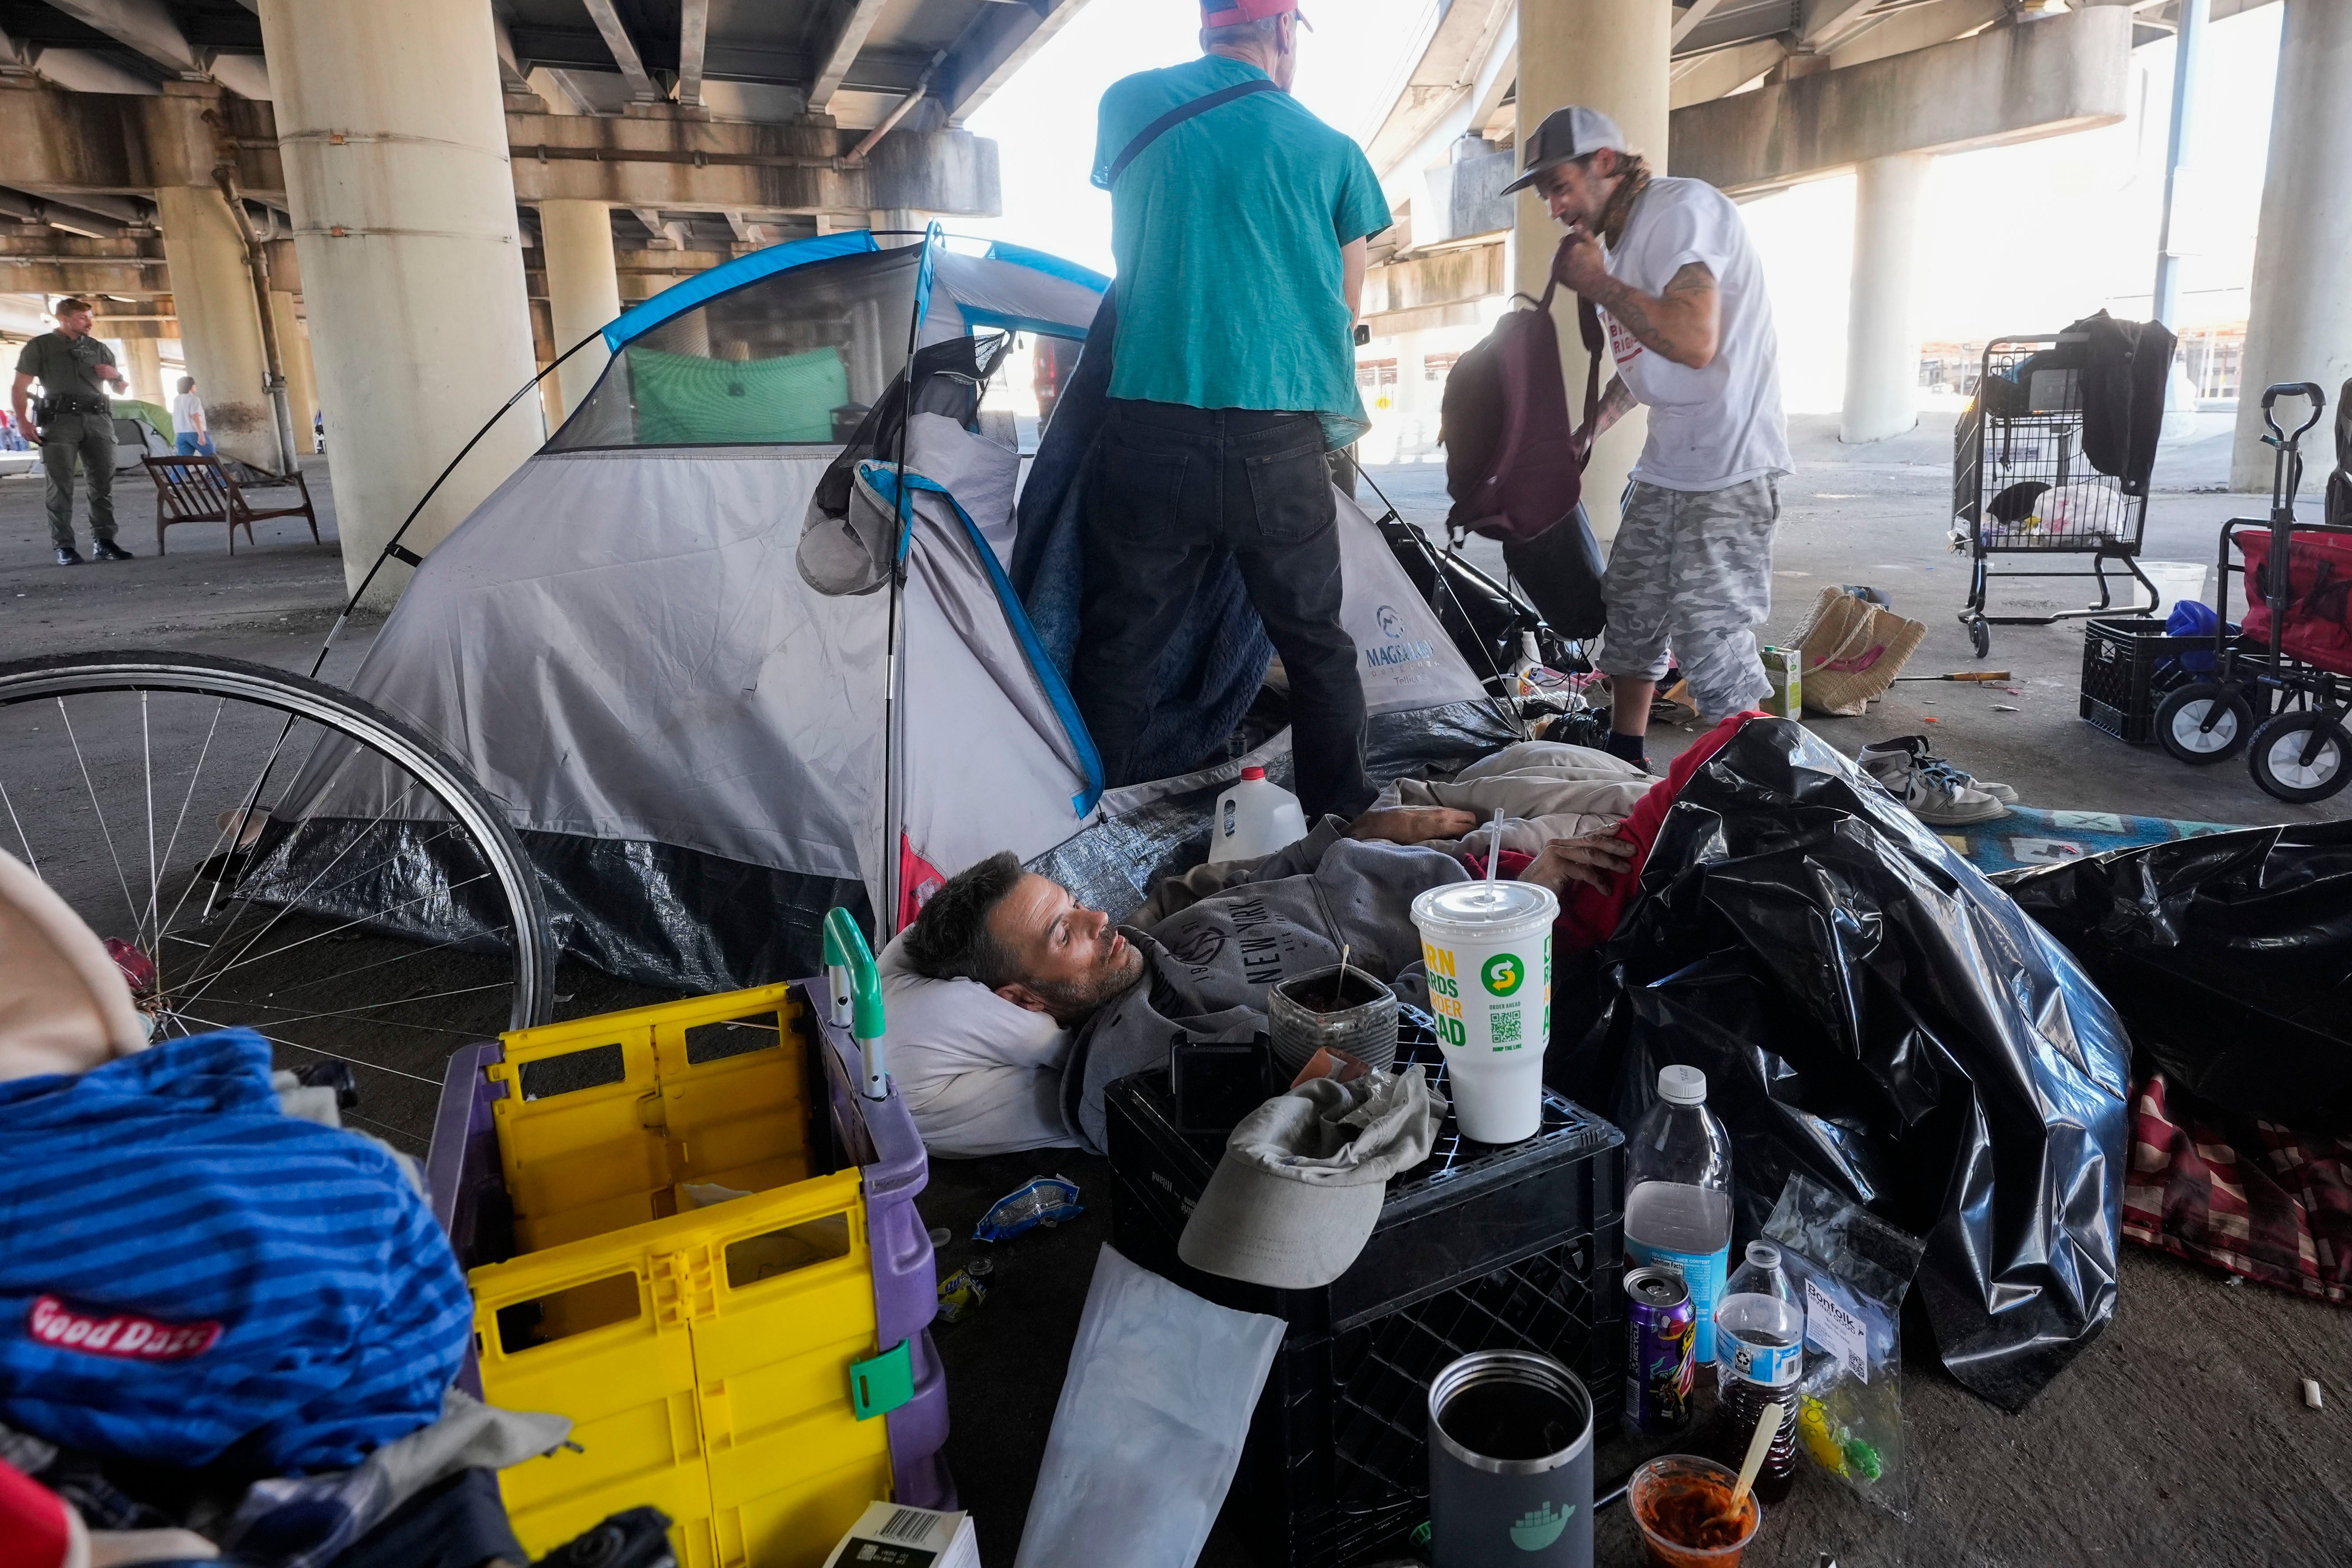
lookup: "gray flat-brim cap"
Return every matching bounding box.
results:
[1179,1067,1444,1290]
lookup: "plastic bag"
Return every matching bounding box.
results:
[1761,1174,1925,1517]
[1552,717,2130,1412]
[1012,1245,1283,1568]
[1997,822,2352,1135]
[974,1175,1085,1242]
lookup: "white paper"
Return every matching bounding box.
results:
[1805,1278,1869,1384]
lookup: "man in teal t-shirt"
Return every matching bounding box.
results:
[1073,0,1391,820]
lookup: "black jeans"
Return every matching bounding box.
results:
[1075,399,1374,820]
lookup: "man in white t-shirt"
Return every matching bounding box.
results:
[1504,106,1791,767]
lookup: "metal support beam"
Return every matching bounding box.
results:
[1798,0,1887,52]
[807,0,895,113]
[629,206,685,249]
[42,0,204,76]
[578,0,661,102]
[1671,0,1729,48]
[937,0,1083,123]
[678,0,709,107]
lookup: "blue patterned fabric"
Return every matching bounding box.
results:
[0,1031,471,1473]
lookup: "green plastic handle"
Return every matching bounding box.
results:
[823,907,886,1040]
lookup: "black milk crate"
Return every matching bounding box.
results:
[2080,616,2207,744]
[1106,1015,1624,1568]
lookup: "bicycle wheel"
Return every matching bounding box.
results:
[0,651,554,1145]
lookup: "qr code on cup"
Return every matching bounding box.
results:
[1491,1009,1521,1045]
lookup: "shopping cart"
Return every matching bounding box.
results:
[1952,335,2157,657]
[2155,383,2352,802]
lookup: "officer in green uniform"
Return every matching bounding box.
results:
[10,297,136,564]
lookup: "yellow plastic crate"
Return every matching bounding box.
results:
[463,984,896,1568]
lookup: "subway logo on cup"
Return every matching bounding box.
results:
[1481,953,1525,997]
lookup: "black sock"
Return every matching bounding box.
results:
[1602,729,1649,764]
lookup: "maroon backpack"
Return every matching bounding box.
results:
[1442,235,1604,546]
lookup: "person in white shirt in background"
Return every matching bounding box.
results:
[1504,106,1792,770]
[171,376,214,457]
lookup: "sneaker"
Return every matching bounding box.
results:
[92,540,133,562]
[1858,735,2019,802]
[1857,737,2009,825]
[55,547,83,566]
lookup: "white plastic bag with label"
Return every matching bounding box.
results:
[1012,1245,1284,1568]
[1761,1174,1925,1518]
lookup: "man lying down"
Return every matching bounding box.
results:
[880,720,1751,1157]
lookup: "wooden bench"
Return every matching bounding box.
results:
[142,455,322,556]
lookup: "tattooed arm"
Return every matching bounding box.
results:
[1574,376,1639,455]
[1556,231,1722,369]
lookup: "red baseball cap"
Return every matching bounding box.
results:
[1202,0,1311,28]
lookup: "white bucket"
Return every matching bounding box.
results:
[1411,879,1558,1144]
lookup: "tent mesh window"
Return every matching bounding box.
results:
[548,247,924,451]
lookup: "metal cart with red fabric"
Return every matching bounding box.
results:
[2156,383,2352,802]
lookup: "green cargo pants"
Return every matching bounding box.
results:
[39,412,119,550]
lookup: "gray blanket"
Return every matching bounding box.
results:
[1059,818,1469,1151]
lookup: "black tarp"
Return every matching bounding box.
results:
[1550,718,2131,1411]
[1997,823,2352,1135]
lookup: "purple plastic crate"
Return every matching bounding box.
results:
[424,977,953,1510]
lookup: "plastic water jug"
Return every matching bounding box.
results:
[1207,766,1308,864]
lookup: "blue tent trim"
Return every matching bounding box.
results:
[914,223,942,332]
[981,241,1110,296]
[957,307,1092,342]
[603,230,882,351]
[857,459,1105,818]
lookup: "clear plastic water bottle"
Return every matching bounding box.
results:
[1623,1064,1733,1363]
[1711,1241,1804,1503]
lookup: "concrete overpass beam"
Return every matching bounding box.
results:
[539,198,623,422]
[259,0,542,607]
[2231,0,2352,491]
[154,183,275,468]
[1668,3,2132,194]
[1841,152,1932,444]
[1515,0,1670,542]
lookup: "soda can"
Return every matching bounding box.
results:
[1623,1265,1698,1435]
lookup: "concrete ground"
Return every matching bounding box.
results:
[3,426,2347,1567]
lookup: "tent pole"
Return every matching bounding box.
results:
[878,236,931,947]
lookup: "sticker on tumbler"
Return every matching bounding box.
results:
[1510,1502,1573,1552]
[1480,952,1525,996]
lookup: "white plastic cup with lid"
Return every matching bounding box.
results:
[1410,878,1558,1143]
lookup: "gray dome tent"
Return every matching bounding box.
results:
[256,228,1515,990]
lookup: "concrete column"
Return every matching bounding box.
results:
[538,199,622,422]
[1514,0,1671,541]
[120,337,164,405]
[155,183,276,469]
[1394,330,1427,415]
[1841,152,1931,444]
[2232,0,2352,493]
[258,0,542,606]
[269,291,319,455]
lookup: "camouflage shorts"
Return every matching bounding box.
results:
[1598,476,1780,716]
